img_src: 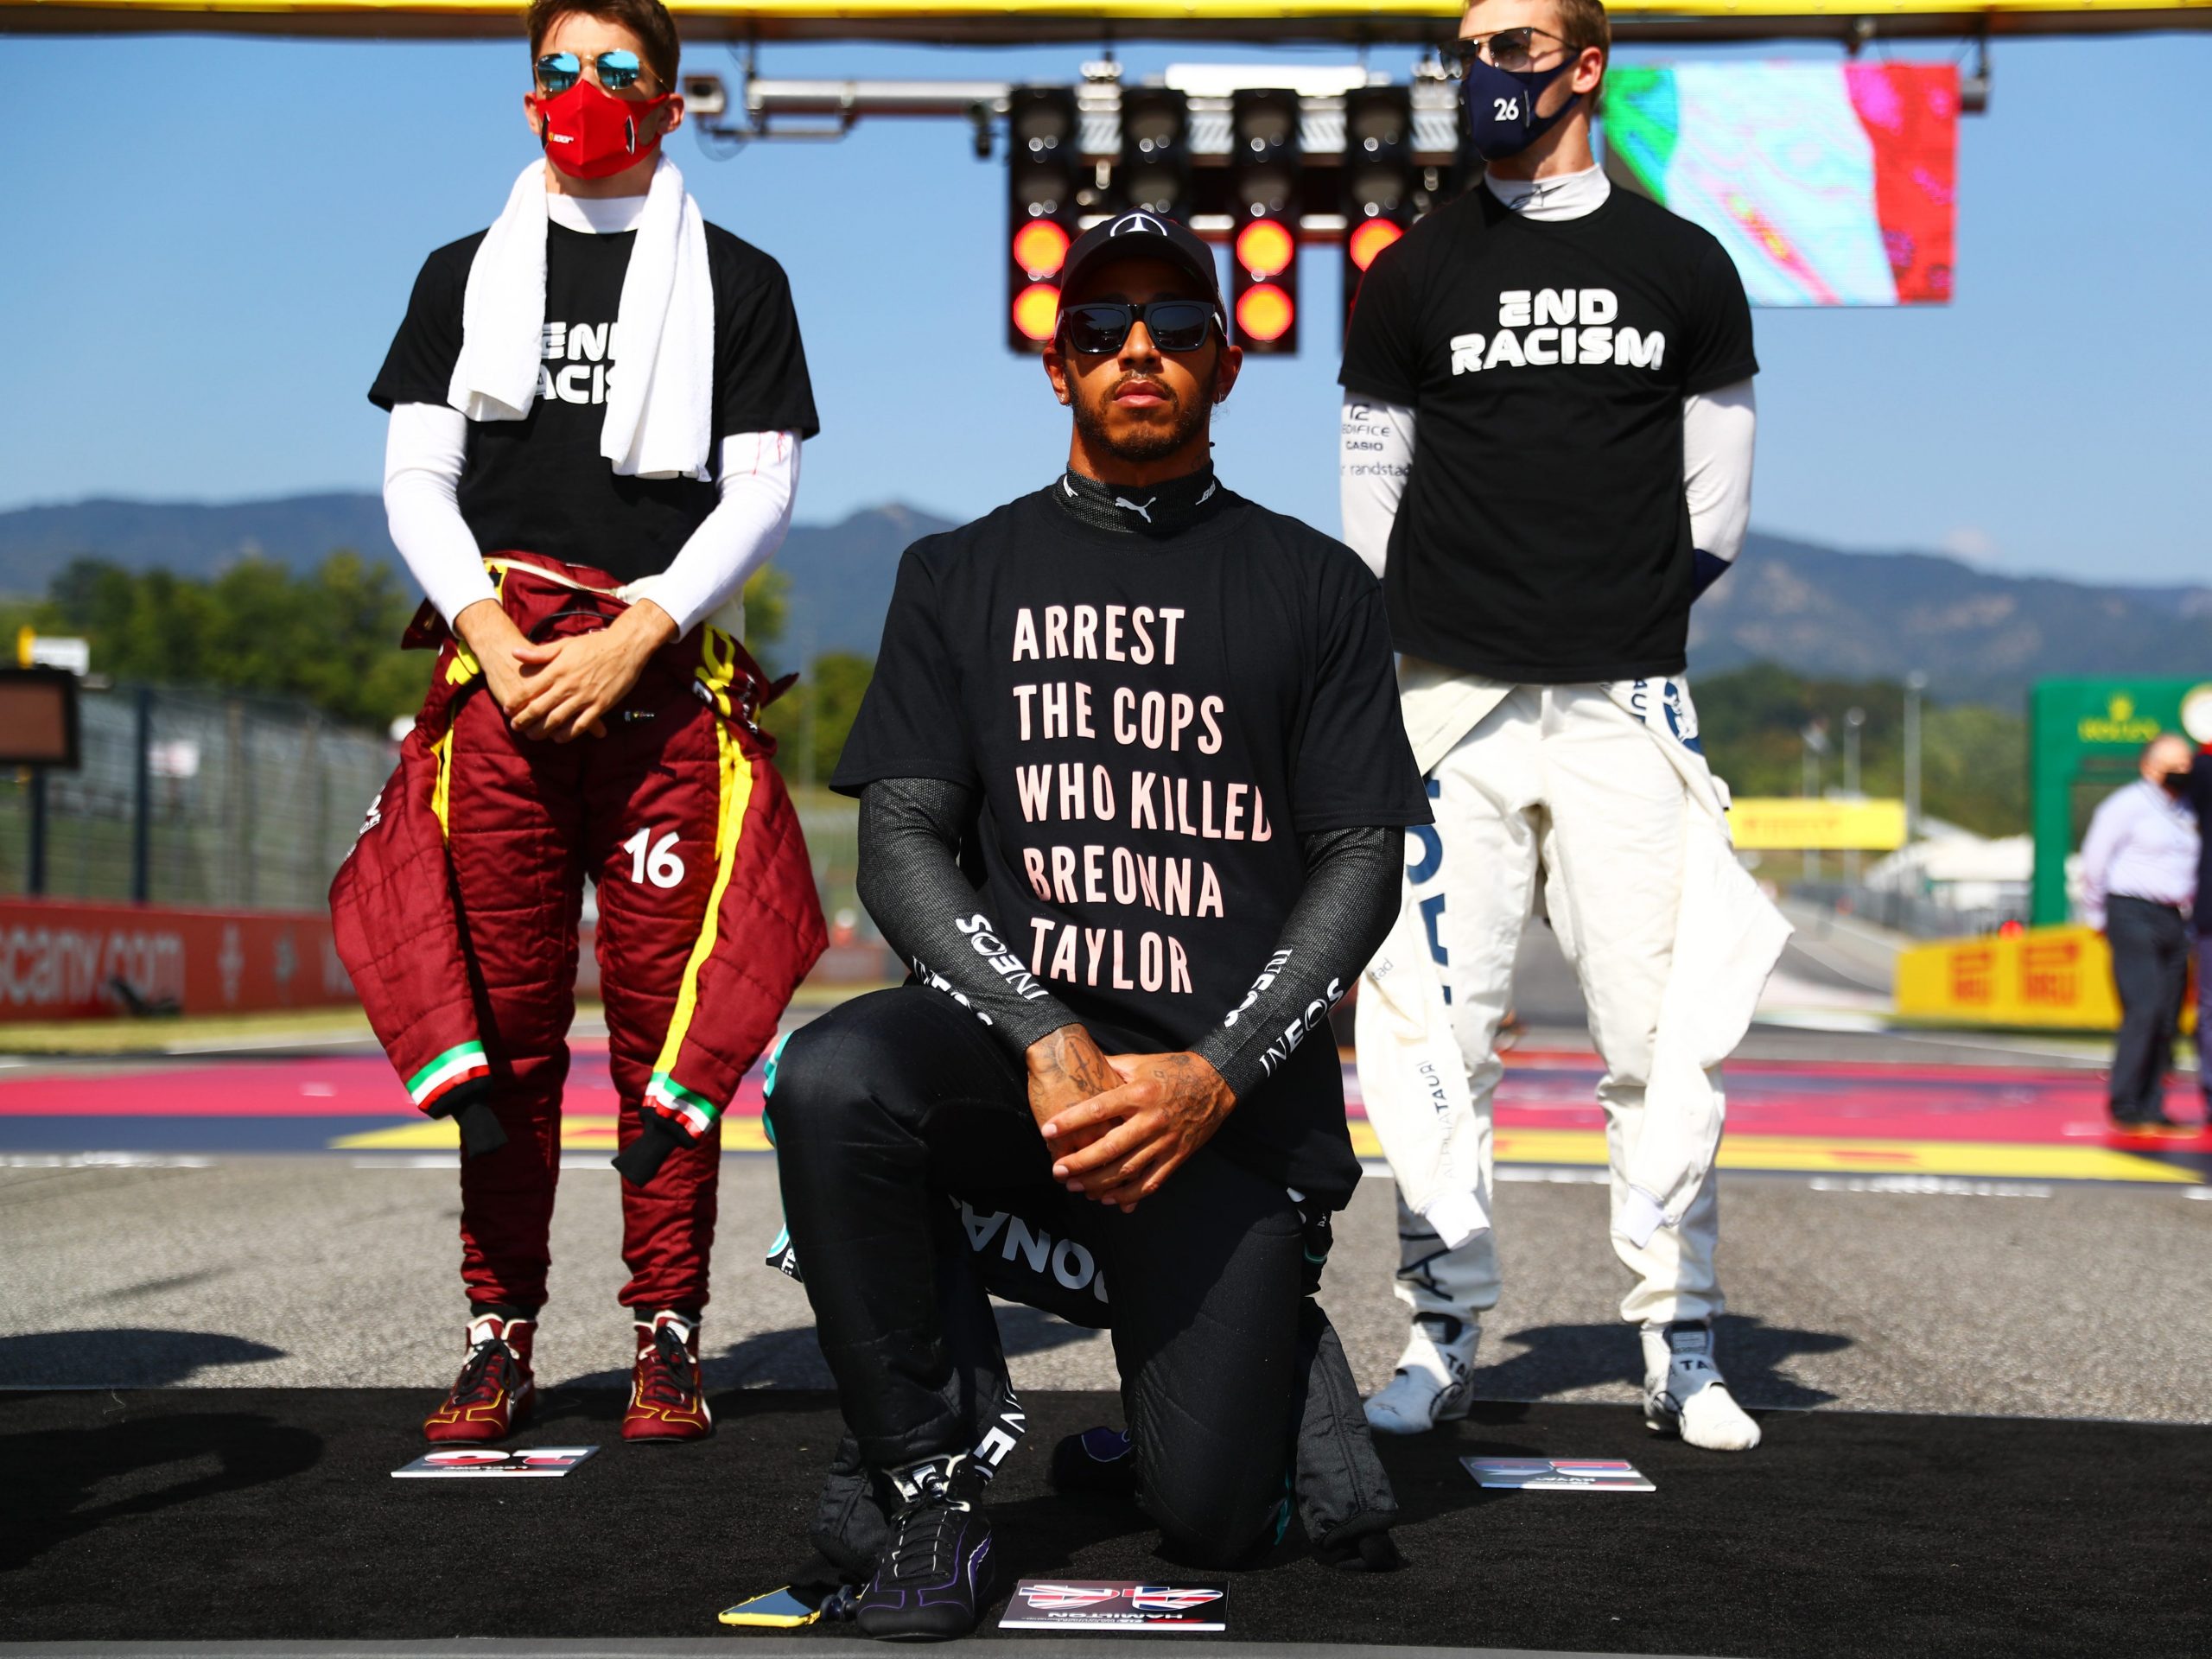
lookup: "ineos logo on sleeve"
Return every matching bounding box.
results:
[955,912,1052,1003]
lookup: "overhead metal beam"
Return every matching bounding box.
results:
[6,0,2210,42]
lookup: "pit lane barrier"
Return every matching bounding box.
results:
[1894,920,2196,1033]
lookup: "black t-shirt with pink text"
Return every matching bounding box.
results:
[834,482,1428,1203]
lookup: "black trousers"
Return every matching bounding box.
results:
[2107,896,2190,1121]
[772,986,1382,1568]
[2197,935,2211,1109]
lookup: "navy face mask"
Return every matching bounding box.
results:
[1460,54,1580,161]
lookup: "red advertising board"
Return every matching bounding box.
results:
[0,899,878,1024]
[0,899,358,1022]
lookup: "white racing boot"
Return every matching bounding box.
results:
[1363,1313,1479,1435]
[1642,1321,1760,1452]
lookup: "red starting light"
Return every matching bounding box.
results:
[1012,219,1071,279]
[1349,217,1405,273]
[1234,283,1295,344]
[1234,218,1296,280]
[1012,282,1062,344]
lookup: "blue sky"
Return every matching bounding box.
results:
[3,27,2207,584]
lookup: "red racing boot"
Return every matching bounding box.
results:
[423,1312,537,1444]
[621,1311,714,1442]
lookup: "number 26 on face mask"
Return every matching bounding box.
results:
[621,826,687,888]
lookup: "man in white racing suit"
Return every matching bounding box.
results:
[1340,0,1783,1453]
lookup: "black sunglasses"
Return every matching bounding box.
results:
[536,49,649,95]
[1059,300,1218,355]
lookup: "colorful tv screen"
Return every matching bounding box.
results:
[1601,62,1959,307]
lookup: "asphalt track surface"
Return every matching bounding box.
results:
[3,989,2209,1417]
[5,950,2211,1656]
[4,1389,2207,1657]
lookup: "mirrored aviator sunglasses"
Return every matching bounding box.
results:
[1446,28,1552,74]
[536,48,647,95]
[1060,300,1217,355]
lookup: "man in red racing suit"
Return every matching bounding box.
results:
[334,561,824,1442]
[336,0,824,1446]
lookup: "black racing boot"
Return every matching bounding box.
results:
[1048,1426,1138,1497]
[854,1452,998,1642]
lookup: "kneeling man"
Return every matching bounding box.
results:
[770,213,1428,1639]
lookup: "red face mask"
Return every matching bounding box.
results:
[537,79,671,180]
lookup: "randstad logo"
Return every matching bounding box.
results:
[2077,692,2161,745]
[1450,288,1664,375]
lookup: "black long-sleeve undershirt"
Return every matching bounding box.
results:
[1195,823,1397,1096]
[855,776,1399,1101]
[856,776,1075,1052]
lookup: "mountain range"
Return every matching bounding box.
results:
[3,493,2205,709]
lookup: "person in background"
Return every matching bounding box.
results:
[2171,738,2212,1124]
[2079,734,2199,1128]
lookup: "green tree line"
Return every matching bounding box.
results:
[6,556,2030,836]
[760,656,2033,837]
[1691,661,2028,836]
[12,554,423,728]
[10,554,795,734]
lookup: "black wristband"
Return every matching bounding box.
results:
[451,1096,508,1158]
[613,1116,687,1187]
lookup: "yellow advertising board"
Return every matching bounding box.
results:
[1894,923,2195,1033]
[1726,798,1908,851]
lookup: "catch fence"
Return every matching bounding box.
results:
[0,685,874,935]
[0,684,396,912]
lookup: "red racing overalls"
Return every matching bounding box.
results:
[332,551,827,1313]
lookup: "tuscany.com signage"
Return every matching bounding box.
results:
[0,900,357,1022]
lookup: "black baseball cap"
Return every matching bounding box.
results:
[1058,210,1224,317]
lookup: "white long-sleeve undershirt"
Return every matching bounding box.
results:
[382,407,802,635]
[1340,162,1756,592]
[1681,380,1756,578]
[382,402,493,625]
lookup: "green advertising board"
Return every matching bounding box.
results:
[2030,677,2212,925]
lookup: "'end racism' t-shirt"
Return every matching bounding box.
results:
[369,221,820,585]
[1340,185,1758,683]
[833,484,1431,1205]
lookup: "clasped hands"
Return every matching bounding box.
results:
[1025,1023,1235,1213]
[453,595,678,743]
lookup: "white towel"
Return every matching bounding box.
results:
[448,155,715,481]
